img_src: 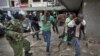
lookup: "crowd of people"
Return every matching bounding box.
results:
[0,9,86,56]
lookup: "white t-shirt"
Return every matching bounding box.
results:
[68,19,86,27]
[68,19,86,37]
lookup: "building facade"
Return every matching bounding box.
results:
[9,0,60,8]
[0,0,10,8]
[0,0,65,11]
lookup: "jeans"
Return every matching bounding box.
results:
[70,37,81,56]
[42,31,51,52]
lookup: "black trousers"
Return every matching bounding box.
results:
[25,51,32,56]
[31,23,40,40]
[51,21,59,34]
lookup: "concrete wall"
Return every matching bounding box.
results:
[83,0,100,37]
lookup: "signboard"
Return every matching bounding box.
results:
[14,0,28,8]
[20,3,28,8]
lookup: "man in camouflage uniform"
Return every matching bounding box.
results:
[0,23,14,56]
[5,13,32,56]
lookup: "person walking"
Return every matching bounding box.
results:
[31,12,41,40]
[67,16,86,56]
[50,12,59,34]
[41,12,51,55]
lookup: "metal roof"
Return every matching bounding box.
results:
[3,6,66,11]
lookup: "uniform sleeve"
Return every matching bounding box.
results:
[6,30,19,39]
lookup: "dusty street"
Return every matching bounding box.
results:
[25,26,100,56]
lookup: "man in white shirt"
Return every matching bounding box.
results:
[67,16,86,56]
